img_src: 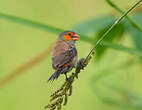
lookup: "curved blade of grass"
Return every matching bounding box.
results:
[0,12,142,57]
[91,58,142,109]
[91,65,142,110]
[0,13,63,34]
[93,84,142,110]
[106,0,142,32]
[105,83,142,102]
[102,83,142,109]
[0,42,55,87]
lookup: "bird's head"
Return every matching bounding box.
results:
[59,31,80,44]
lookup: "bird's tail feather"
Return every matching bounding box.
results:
[48,66,72,82]
[48,70,61,81]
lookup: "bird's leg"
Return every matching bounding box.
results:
[64,73,68,81]
[77,58,87,69]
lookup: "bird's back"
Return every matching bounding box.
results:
[52,38,77,70]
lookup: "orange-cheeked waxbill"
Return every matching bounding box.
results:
[48,31,80,81]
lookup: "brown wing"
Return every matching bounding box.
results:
[52,39,69,58]
[52,47,77,70]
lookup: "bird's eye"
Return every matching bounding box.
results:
[68,33,72,36]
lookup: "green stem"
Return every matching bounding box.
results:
[85,0,142,61]
[106,0,142,31]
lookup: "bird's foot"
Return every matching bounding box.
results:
[75,58,87,79]
[77,58,87,69]
[65,74,69,81]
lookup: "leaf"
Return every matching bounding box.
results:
[125,12,142,58]
[72,15,116,35]
[0,13,142,57]
[95,23,125,59]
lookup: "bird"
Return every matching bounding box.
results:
[48,31,80,81]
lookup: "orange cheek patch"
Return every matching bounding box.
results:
[64,35,71,42]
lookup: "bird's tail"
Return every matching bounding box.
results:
[48,70,61,81]
[48,66,72,82]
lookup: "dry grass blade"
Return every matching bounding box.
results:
[0,42,55,88]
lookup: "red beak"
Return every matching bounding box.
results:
[73,34,80,41]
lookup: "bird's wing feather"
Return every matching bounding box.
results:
[52,47,77,70]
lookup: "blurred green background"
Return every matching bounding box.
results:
[0,0,142,110]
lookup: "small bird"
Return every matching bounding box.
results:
[48,31,80,81]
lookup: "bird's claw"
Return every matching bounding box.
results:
[65,74,69,81]
[78,58,87,69]
[74,58,87,79]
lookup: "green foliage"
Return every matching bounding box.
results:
[91,59,142,110]
[106,0,142,32]
[105,0,142,60]
[72,15,124,59]
[94,84,142,110]
[0,1,142,110]
[72,16,115,35]
[0,13,142,58]
[72,13,142,59]
[95,23,124,59]
[125,12,142,55]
